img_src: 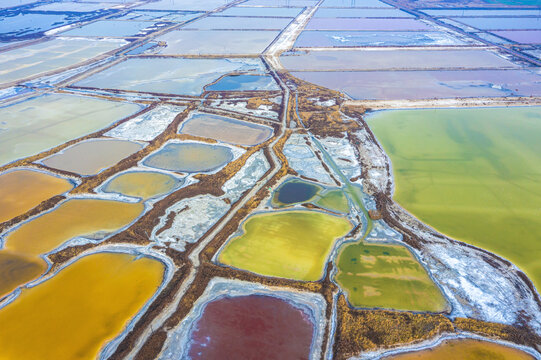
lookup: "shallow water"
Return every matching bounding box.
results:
[452,17,541,30]
[102,171,179,199]
[492,30,541,44]
[179,112,273,146]
[136,0,235,11]
[75,57,267,95]
[272,178,322,206]
[4,198,144,256]
[218,210,352,281]
[316,189,349,213]
[205,74,279,91]
[0,94,141,166]
[294,30,465,47]
[143,142,234,173]
[292,69,541,100]
[41,138,144,176]
[186,16,292,30]
[216,6,302,17]
[187,295,314,360]
[422,9,541,17]
[154,30,280,55]
[314,8,412,17]
[367,107,541,290]
[0,38,126,86]
[281,49,516,71]
[384,338,534,359]
[0,252,164,360]
[336,242,447,311]
[114,10,201,22]
[305,18,431,31]
[61,20,159,38]
[0,169,73,223]
[0,250,46,298]
[321,0,391,6]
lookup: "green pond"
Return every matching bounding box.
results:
[367,107,541,290]
[336,242,448,312]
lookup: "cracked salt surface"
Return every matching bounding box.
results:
[284,133,334,185]
[105,105,186,141]
[209,99,280,119]
[318,135,361,180]
[222,150,270,202]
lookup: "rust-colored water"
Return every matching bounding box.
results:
[0,169,73,223]
[385,339,534,360]
[0,251,46,298]
[4,198,144,256]
[0,252,164,360]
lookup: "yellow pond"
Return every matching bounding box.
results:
[0,169,73,223]
[384,338,534,360]
[102,171,178,199]
[4,198,144,256]
[0,252,164,360]
[218,210,352,281]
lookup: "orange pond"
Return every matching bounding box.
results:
[0,252,164,360]
[4,198,144,256]
[0,169,73,224]
[384,339,534,360]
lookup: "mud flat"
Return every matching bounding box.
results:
[41,138,144,176]
[179,112,273,146]
[0,169,73,223]
[218,210,352,281]
[159,278,327,360]
[0,252,164,360]
[367,107,541,291]
[0,94,141,166]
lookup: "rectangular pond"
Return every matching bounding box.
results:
[0,38,126,87]
[294,30,465,47]
[452,16,541,30]
[59,20,164,38]
[154,29,279,55]
[421,9,541,17]
[74,57,268,95]
[281,49,518,70]
[305,18,431,30]
[30,1,115,12]
[113,10,201,22]
[491,30,541,44]
[291,69,541,100]
[239,0,317,6]
[313,8,413,17]
[215,6,302,17]
[135,0,236,11]
[0,93,141,166]
[184,16,292,30]
[321,0,392,7]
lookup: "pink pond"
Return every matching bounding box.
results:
[492,30,541,44]
[188,295,314,360]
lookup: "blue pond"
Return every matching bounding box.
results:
[206,74,279,91]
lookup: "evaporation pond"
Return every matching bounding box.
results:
[179,112,273,146]
[185,16,292,30]
[316,189,349,213]
[305,18,431,31]
[187,295,314,359]
[0,252,164,360]
[41,138,144,176]
[294,31,464,47]
[314,8,412,17]
[0,38,126,87]
[61,20,159,37]
[367,107,541,289]
[273,178,322,206]
[0,169,73,223]
[74,57,266,95]
[102,171,179,199]
[492,30,541,44]
[218,210,352,281]
[452,17,541,30]
[154,30,280,55]
[0,93,141,166]
[0,251,46,298]
[205,74,279,91]
[336,242,447,312]
[4,198,144,257]
[143,142,234,173]
[216,6,302,17]
[385,338,534,359]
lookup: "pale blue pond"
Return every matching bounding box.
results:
[0,12,95,40]
[452,17,541,30]
[216,6,302,17]
[113,10,201,22]
[60,20,162,37]
[314,8,413,17]
[186,16,292,30]
[320,0,392,7]
[421,9,541,17]
[205,74,279,91]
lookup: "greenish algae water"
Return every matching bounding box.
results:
[316,189,349,213]
[218,210,352,281]
[102,171,178,199]
[367,107,541,290]
[336,242,448,311]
